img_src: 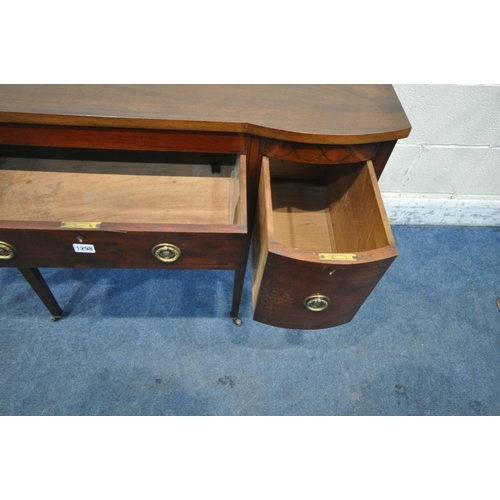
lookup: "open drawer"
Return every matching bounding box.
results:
[252,156,397,329]
[0,147,247,270]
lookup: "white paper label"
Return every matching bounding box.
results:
[73,244,96,254]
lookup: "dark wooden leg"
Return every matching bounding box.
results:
[230,268,246,326]
[229,136,264,326]
[18,268,63,321]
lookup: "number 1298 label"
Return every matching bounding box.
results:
[73,244,96,254]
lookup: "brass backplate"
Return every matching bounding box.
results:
[60,222,102,229]
[319,253,358,262]
[0,241,17,260]
[304,295,330,312]
[152,244,182,263]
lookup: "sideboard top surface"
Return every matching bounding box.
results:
[0,85,411,145]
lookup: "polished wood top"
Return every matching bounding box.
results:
[0,85,411,144]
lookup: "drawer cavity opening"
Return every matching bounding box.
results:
[268,158,392,254]
[0,146,246,227]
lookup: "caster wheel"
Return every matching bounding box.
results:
[232,317,243,326]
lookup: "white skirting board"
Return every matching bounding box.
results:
[381,194,500,226]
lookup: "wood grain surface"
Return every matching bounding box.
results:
[0,85,411,145]
[252,157,398,329]
[0,157,244,225]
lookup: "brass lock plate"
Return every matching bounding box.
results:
[61,222,102,229]
[319,253,358,262]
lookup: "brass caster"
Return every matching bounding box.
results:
[232,317,243,326]
[50,314,63,322]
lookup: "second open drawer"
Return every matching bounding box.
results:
[252,156,398,329]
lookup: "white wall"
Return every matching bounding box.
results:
[380,84,500,225]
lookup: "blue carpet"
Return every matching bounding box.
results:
[1,225,499,415]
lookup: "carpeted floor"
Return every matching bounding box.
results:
[1,225,499,415]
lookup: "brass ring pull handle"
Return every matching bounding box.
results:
[304,295,330,312]
[152,244,181,263]
[0,241,17,260]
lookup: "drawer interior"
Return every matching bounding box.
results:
[268,158,392,253]
[0,147,245,226]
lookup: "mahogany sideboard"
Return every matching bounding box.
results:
[0,85,411,329]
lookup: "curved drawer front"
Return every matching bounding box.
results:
[252,156,397,329]
[253,253,395,329]
[264,140,379,165]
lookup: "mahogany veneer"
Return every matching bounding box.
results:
[0,85,410,328]
[252,158,397,329]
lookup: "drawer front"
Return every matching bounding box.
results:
[264,139,379,165]
[253,253,395,329]
[0,228,247,270]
